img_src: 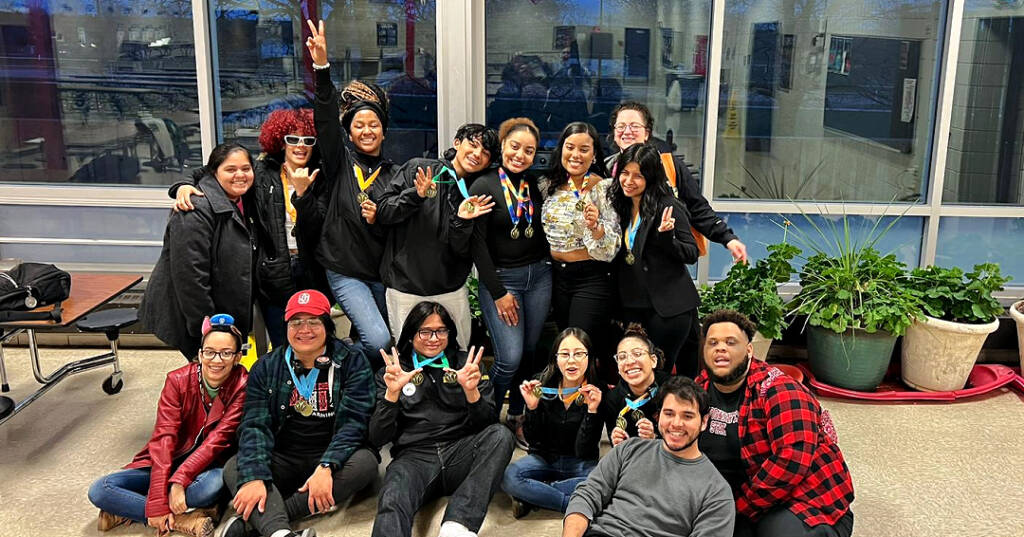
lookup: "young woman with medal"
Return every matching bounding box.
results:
[467,117,552,439]
[608,143,701,375]
[540,122,622,384]
[88,314,248,537]
[602,327,670,447]
[171,109,327,349]
[501,327,603,518]
[222,290,377,537]
[297,20,397,366]
[369,302,515,537]
[141,144,260,360]
[604,101,747,377]
[376,124,498,352]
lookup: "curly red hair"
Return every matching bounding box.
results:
[258,108,316,156]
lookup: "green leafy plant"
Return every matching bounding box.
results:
[699,242,800,340]
[785,208,922,337]
[908,263,1011,324]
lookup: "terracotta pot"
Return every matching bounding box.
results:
[901,315,999,392]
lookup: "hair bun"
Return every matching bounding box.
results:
[623,322,650,340]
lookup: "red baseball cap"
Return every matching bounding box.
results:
[285,289,331,321]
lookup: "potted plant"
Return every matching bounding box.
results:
[902,263,1011,391]
[1011,298,1024,372]
[786,213,922,391]
[698,242,800,359]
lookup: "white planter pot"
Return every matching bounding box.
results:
[901,315,999,392]
[752,331,773,361]
[1010,301,1024,372]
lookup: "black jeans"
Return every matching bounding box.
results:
[223,448,378,536]
[622,306,697,377]
[371,423,515,537]
[734,508,854,537]
[552,260,617,384]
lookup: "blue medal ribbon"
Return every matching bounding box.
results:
[624,212,642,253]
[285,347,319,402]
[412,351,450,370]
[432,166,470,200]
[625,386,658,412]
[538,386,581,400]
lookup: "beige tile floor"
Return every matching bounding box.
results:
[1,347,1023,537]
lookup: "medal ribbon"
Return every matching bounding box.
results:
[280,168,297,222]
[432,166,470,200]
[498,168,533,229]
[567,172,592,205]
[618,385,659,420]
[538,385,582,402]
[285,347,319,402]
[353,164,381,194]
[624,212,642,252]
[412,351,451,370]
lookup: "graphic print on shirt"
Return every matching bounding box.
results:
[289,379,335,419]
[707,405,738,436]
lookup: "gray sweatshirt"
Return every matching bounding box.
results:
[565,437,735,537]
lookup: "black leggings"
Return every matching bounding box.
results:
[622,306,696,377]
[552,260,617,384]
[734,508,854,537]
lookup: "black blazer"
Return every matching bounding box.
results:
[615,197,700,317]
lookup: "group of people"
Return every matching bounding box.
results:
[87,19,855,537]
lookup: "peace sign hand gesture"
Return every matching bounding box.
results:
[657,206,675,232]
[305,19,328,66]
[284,163,320,198]
[448,346,485,401]
[380,347,421,403]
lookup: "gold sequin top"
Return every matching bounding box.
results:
[540,177,622,262]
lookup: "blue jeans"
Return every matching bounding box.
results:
[325,269,391,368]
[477,260,552,416]
[501,454,595,513]
[87,467,224,523]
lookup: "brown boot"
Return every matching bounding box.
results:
[97,510,130,531]
[171,511,214,537]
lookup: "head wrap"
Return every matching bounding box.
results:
[340,80,389,135]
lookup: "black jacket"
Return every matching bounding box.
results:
[142,174,256,357]
[601,369,670,439]
[616,197,701,317]
[169,157,329,307]
[300,66,395,282]
[522,390,604,462]
[375,157,476,295]
[605,151,739,247]
[368,351,496,457]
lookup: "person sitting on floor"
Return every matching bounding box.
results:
[222,290,377,537]
[696,309,855,537]
[562,376,735,537]
[88,313,248,537]
[502,327,604,518]
[369,301,515,537]
[602,326,669,446]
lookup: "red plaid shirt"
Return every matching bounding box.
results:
[697,360,854,527]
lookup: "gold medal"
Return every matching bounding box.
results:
[357,192,369,204]
[426,184,438,198]
[294,398,313,417]
[510,227,520,240]
[465,201,475,214]
[532,385,543,398]
[411,372,424,386]
[524,226,534,238]
[625,252,636,265]
[573,393,586,406]
[443,370,459,384]
[575,199,586,211]
[632,409,644,422]
[616,416,628,430]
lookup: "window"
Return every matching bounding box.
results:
[712,0,947,202]
[0,1,201,186]
[213,0,438,164]
[945,9,1024,205]
[484,0,712,173]
[936,217,1023,281]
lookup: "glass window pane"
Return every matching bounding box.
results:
[708,212,924,280]
[0,1,200,186]
[214,0,438,163]
[945,7,1024,204]
[713,0,946,202]
[0,205,167,241]
[485,0,711,174]
[936,217,1024,281]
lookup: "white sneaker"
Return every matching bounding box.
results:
[438,520,478,537]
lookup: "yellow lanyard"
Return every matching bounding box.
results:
[568,173,592,204]
[354,164,381,193]
[280,168,297,222]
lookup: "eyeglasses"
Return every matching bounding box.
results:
[613,348,650,363]
[556,351,589,361]
[199,348,239,361]
[613,123,647,134]
[284,135,317,147]
[287,318,324,330]
[416,328,449,340]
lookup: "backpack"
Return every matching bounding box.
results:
[0,263,71,322]
[659,152,709,257]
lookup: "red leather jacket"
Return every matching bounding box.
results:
[125,362,247,517]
